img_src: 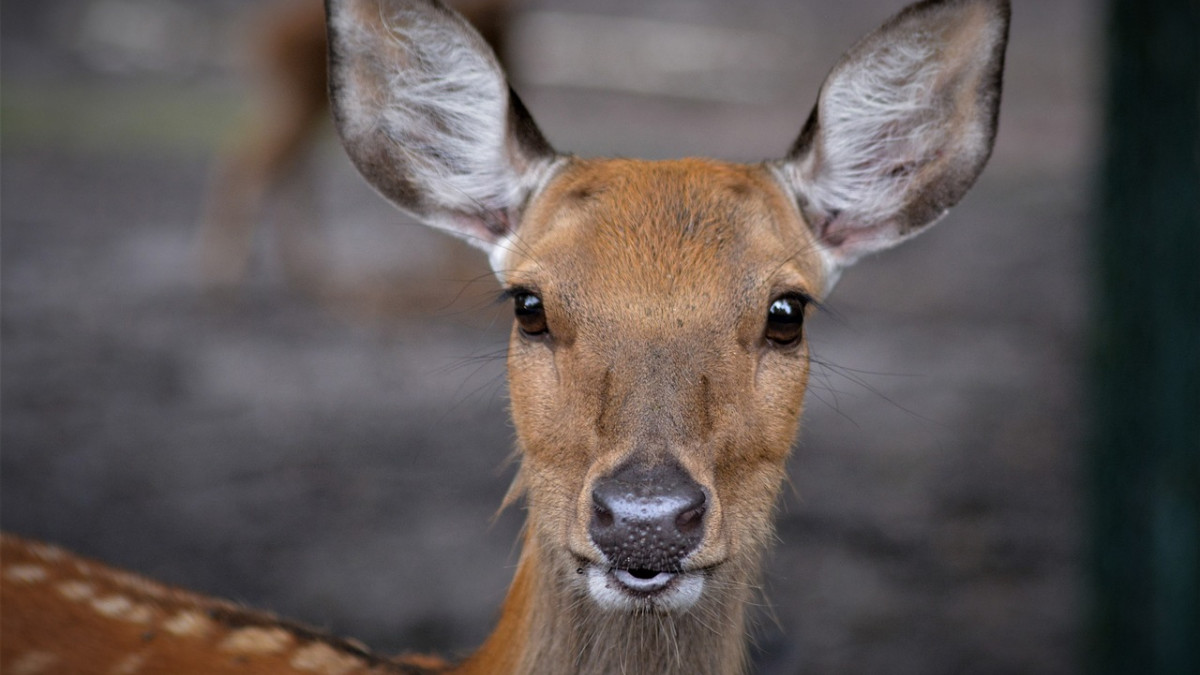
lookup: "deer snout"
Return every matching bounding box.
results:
[588,459,707,573]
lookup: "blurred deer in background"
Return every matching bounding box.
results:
[197,0,513,296]
[2,0,1009,672]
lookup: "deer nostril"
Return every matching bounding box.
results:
[592,502,614,528]
[675,504,705,534]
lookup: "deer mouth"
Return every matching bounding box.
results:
[579,563,706,611]
[611,567,676,593]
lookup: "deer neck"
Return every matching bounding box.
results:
[456,534,757,675]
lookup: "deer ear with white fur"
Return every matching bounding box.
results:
[325,0,561,260]
[776,0,1010,276]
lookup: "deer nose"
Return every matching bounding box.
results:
[588,459,707,572]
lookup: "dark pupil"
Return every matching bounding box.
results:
[766,297,805,344]
[514,293,548,335]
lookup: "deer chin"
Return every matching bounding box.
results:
[580,563,707,612]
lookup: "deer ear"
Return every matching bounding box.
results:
[776,0,1009,277]
[326,0,561,264]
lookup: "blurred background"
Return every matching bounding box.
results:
[2,0,1107,672]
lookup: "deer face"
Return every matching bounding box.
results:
[498,158,825,611]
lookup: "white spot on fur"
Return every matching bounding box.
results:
[218,626,294,655]
[4,564,48,584]
[92,594,133,616]
[8,651,60,675]
[91,595,154,623]
[109,652,149,675]
[163,610,215,638]
[290,642,362,675]
[56,579,96,601]
[23,542,67,562]
[104,569,170,600]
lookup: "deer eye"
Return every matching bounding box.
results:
[513,291,549,337]
[765,295,807,346]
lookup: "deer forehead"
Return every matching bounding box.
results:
[502,157,825,324]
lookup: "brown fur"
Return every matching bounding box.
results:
[0,535,444,674]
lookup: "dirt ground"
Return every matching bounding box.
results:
[2,0,1098,672]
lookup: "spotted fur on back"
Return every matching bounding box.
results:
[0,534,445,675]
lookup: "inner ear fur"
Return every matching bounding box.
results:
[777,0,1010,267]
[325,0,560,250]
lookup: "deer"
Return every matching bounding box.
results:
[0,0,1010,673]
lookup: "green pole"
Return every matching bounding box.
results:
[1089,0,1200,672]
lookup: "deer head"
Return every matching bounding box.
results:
[325,0,1009,671]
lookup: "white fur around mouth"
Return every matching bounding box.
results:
[583,565,705,612]
[611,568,675,593]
